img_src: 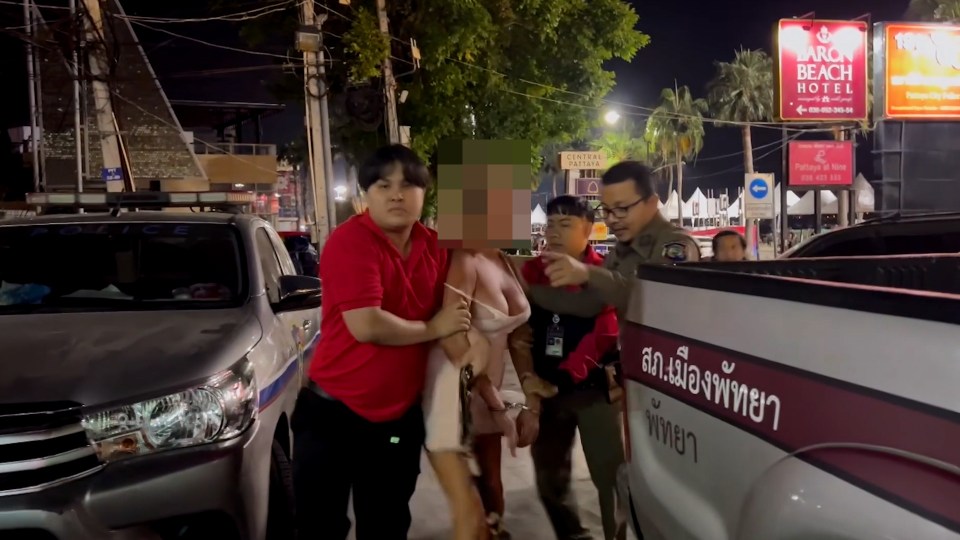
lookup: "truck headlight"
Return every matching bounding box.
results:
[82,358,258,462]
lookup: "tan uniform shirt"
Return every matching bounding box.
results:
[528,215,700,318]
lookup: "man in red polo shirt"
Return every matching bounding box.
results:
[292,145,470,540]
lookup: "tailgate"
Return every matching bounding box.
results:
[619,262,960,539]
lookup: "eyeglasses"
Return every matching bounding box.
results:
[596,196,647,219]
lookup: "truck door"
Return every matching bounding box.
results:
[263,228,321,375]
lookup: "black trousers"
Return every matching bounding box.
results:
[292,387,425,540]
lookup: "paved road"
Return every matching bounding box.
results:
[348,359,636,540]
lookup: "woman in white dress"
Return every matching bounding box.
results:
[423,248,555,539]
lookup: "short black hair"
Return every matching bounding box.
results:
[600,161,655,199]
[546,195,595,223]
[712,229,747,253]
[358,144,431,192]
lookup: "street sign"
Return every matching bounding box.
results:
[559,151,606,170]
[788,141,855,187]
[744,173,776,219]
[575,178,602,196]
[775,19,869,122]
[101,167,123,182]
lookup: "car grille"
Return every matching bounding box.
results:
[0,402,102,496]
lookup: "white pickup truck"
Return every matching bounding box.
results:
[617,255,960,540]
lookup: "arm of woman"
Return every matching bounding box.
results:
[474,374,518,457]
[439,250,478,362]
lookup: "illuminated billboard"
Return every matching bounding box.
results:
[775,19,870,122]
[878,22,960,120]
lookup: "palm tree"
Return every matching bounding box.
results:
[908,0,960,21]
[648,83,708,224]
[707,48,773,243]
[588,130,650,165]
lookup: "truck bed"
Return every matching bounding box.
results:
[642,254,960,326]
[620,254,960,539]
[693,254,960,294]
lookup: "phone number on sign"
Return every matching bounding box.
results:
[807,107,854,114]
[797,174,848,184]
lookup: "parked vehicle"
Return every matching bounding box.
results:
[616,255,960,539]
[782,212,960,258]
[0,192,320,540]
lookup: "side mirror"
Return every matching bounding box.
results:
[272,275,322,312]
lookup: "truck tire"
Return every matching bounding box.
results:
[267,439,297,540]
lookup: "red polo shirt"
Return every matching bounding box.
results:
[309,212,447,422]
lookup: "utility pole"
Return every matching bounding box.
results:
[23,0,40,192]
[298,0,331,246]
[82,0,125,192]
[317,32,337,233]
[835,127,849,227]
[69,0,84,195]
[376,0,400,144]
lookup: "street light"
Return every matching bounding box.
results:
[604,110,620,125]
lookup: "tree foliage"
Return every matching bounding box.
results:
[646,84,707,222]
[229,0,650,174]
[588,129,651,165]
[908,0,960,21]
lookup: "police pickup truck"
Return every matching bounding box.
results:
[617,254,960,539]
[0,192,320,540]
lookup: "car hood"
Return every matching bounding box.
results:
[0,307,262,407]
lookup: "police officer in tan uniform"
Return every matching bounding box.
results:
[527,160,700,318]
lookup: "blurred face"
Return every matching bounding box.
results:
[598,181,660,244]
[545,213,592,257]
[364,162,425,232]
[714,234,746,262]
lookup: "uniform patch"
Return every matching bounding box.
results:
[662,242,689,262]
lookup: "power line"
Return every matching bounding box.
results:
[115,0,299,24]
[685,131,806,180]
[127,19,294,60]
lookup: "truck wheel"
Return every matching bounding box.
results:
[266,439,297,540]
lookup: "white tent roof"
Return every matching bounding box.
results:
[774,184,802,215]
[685,188,712,218]
[727,195,741,218]
[531,204,546,225]
[788,190,838,215]
[822,174,876,213]
[660,190,681,220]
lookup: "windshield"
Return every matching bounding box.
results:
[0,222,246,314]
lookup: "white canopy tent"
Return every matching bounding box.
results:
[686,188,712,219]
[531,204,547,225]
[788,190,838,215]
[822,174,876,213]
[726,195,741,219]
[774,184,802,215]
[660,190,681,220]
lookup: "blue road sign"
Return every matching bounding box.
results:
[101,167,123,182]
[749,178,769,199]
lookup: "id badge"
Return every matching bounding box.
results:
[545,314,564,358]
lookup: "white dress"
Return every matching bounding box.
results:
[422,285,530,452]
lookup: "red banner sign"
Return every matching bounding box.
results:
[776,19,869,121]
[788,140,855,187]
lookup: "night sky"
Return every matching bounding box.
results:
[1,0,913,197]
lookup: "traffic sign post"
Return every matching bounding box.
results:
[744,173,776,220]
